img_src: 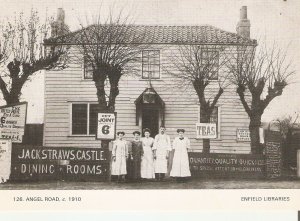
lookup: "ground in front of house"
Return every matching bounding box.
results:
[1,178,300,189]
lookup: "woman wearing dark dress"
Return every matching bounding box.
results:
[127,131,144,181]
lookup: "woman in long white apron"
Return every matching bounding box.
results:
[111,131,128,182]
[141,128,155,179]
[170,129,191,182]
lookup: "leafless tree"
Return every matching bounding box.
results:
[65,10,147,150]
[73,11,146,113]
[227,43,295,154]
[170,44,230,153]
[0,10,68,105]
[274,112,299,139]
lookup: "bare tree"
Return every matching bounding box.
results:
[0,10,68,105]
[228,44,295,154]
[274,112,299,139]
[170,44,230,153]
[66,10,147,150]
[74,12,145,112]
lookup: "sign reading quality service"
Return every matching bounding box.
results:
[96,112,116,140]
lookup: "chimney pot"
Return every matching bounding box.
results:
[236,6,251,39]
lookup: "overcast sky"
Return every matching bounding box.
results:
[0,0,299,123]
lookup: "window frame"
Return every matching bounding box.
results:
[142,50,161,79]
[82,57,93,80]
[200,50,220,81]
[69,102,99,136]
[198,105,221,139]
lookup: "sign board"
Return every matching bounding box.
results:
[0,139,12,183]
[189,152,266,179]
[0,102,27,143]
[237,128,251,142]
[10,145,110,181]
[196,123,217,139]
[96,112,116,140]
[265,131,282,179]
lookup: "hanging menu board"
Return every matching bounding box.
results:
[0,102,27,143]
[265,131,282,179]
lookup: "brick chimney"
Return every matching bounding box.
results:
[236,6,250,38]
[51,8,69,37]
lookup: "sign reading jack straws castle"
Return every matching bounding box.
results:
[0,102,27,143]
[10,145,109,181]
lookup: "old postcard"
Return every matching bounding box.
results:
[0,0,299,219]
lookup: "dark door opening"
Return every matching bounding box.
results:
[142,108,159,138]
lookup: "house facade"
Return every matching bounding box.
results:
[43,7,256,154]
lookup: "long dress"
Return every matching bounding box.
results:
[111,139,128,176]
[127,140,144,180]
[141,137,155,179]
[170,137,191,177]
[153,133,171,174]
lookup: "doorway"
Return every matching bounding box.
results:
[142,108,159,138]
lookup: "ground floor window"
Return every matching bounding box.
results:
[199,106,221,138]
[71,103,101,135]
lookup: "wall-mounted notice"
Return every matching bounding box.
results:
[196,123,217,139]
[96,112,116,140]
[0,139,12,183]
[237,128,251,142]
[0,102,27,143]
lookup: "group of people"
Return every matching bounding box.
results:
[110,126,191,182]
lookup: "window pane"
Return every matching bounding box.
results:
[72,104,87,135]
[84,58,93,79]
[142,50,160,79]
[89,104,102,135]
[210,107,218,135]
[201,51,219,80]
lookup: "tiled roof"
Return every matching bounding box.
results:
[44,24,257,45]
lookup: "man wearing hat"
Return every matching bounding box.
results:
[170,129,191,182]
[111,131,128,182]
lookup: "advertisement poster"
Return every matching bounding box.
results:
[0,139,12,183]
[0,102,27,143]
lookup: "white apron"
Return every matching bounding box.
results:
[170,137,191,177]
[153,134,171,173]
[111,139,128,175]
[141,137,155,179]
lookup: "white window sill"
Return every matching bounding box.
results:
[139,79,163,81]
[68,135,96,137]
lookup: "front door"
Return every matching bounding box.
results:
[142,108,159,138]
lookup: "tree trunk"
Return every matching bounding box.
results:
[249,114,262,154]
[94,78,108,111]
[200,107,211,153]
[6,93,20,105]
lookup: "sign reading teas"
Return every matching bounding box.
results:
[0,102,27,143]
[196,123,217,139]
[10,145,109,181]
[97,112,116,140]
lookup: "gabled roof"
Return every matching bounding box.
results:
[44,24,257,46]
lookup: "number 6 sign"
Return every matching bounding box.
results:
[96,112,117,140]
